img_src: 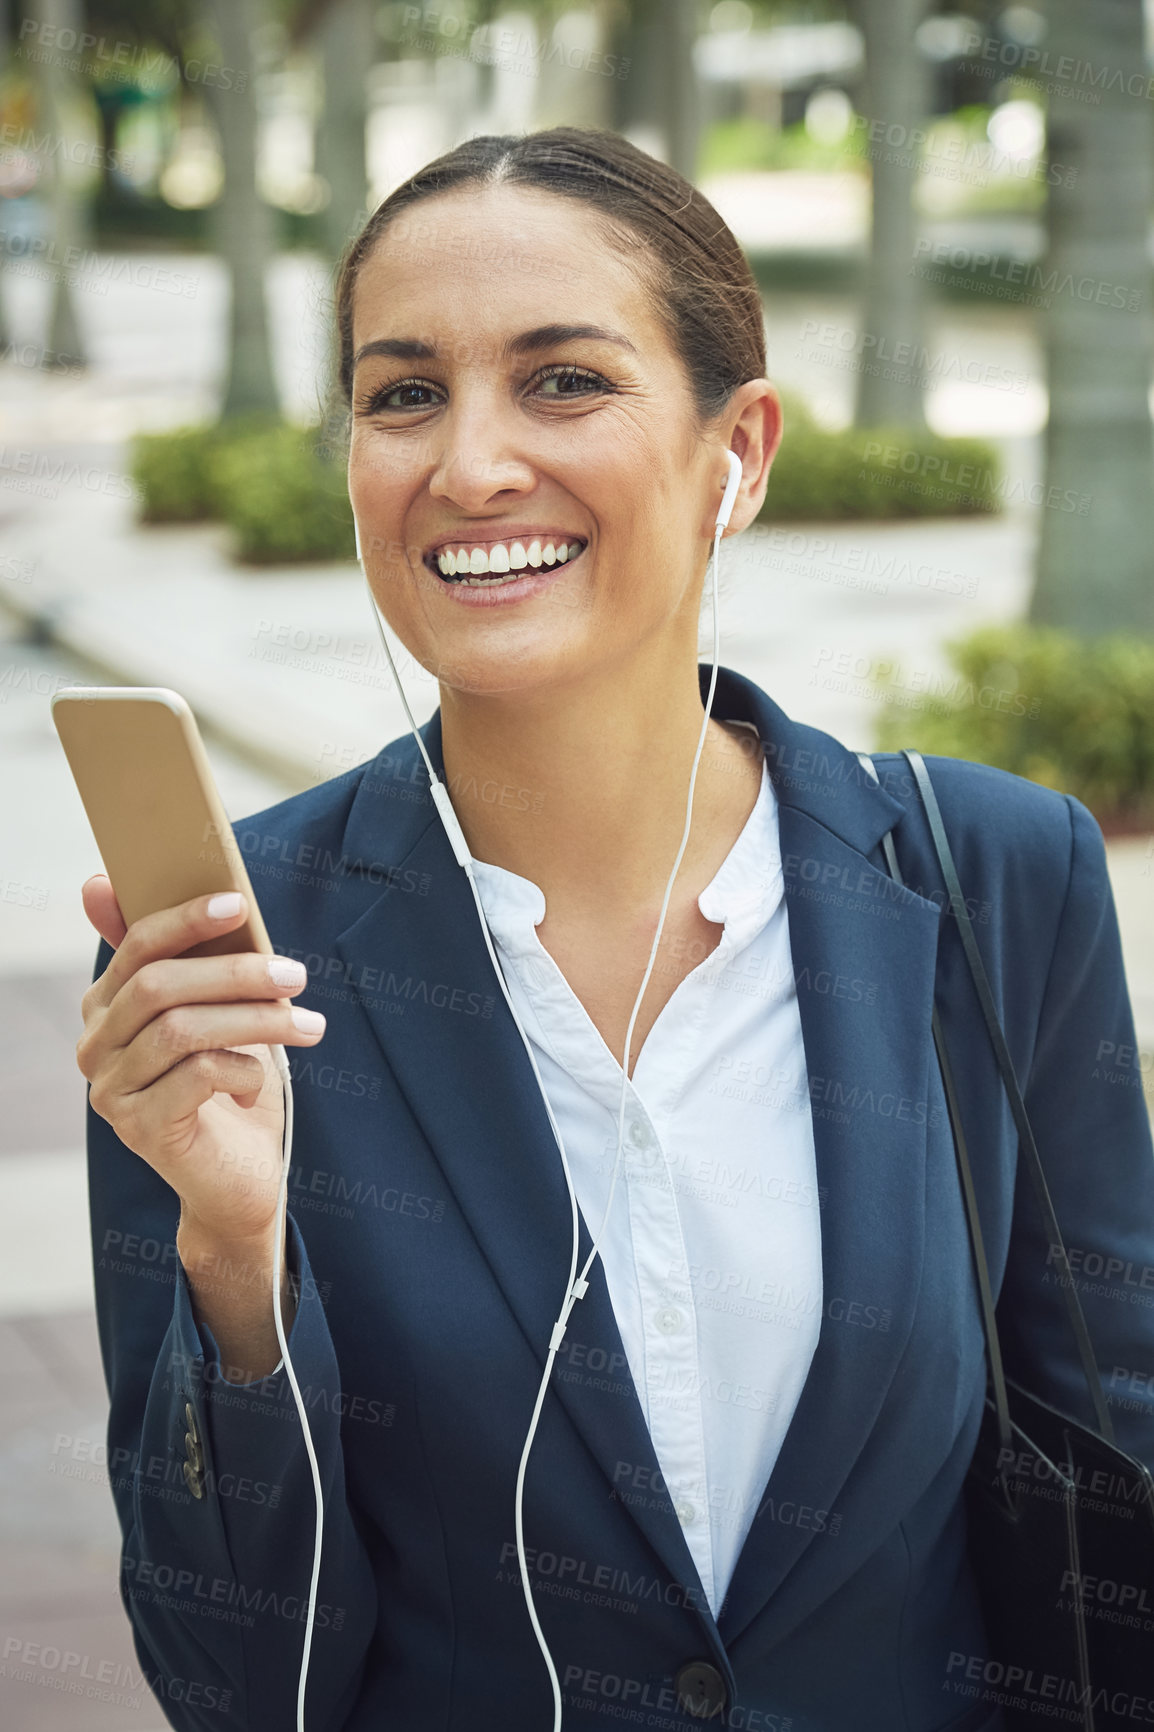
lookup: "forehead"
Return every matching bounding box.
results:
[351,183,668,360]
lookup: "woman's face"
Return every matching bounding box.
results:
[347,183,757,700]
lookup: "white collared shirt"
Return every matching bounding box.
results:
[469,752,822,1619]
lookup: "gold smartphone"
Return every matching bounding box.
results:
[51,686,273,960]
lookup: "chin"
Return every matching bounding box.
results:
[420,632,598,704]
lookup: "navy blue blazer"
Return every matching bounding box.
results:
[87,666,1154,1732]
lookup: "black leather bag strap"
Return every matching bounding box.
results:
[898,749,1114,1442]
[857,754,1014,1465]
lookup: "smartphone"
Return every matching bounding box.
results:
[51,686,274,960]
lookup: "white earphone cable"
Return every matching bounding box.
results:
[264,1044,325,1732]
[351,478,731,1730]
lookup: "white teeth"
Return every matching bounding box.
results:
[431,536,584,580]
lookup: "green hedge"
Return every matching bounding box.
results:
[131,419,353,562]
[873,625,1154,830]
[210,425,354,564]
[760,400,1002,520]
[132,423,221,522]
[132,414,283,524]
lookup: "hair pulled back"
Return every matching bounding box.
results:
[334,126,766,429]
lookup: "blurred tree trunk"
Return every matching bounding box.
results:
[32,0,87,365]
[203,0,280,419]
[607,0,699,178]
[312,0,373,453]
[1029,0,1154,635]
[314,0,372,264]
[663,0,700,180]
[854,0,929,427]
[608,0,662,141]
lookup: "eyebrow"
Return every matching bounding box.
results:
[352,323,639,368]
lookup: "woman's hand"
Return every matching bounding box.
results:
[78,876,325,1378]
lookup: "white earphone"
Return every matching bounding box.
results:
[716,446,743,533]
[282,450,742,1732]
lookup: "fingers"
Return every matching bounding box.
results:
[82,873,127,949]
[107,1046,271,1158]
[95,997,324,1103]
[86,889,257,1012]
[88,945,319,1061]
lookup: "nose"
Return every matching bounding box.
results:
[427,402,537,513]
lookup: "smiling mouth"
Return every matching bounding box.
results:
[424,536,587,586]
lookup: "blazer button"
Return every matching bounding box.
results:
[674,1661,727,1719]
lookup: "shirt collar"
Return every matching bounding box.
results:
[469,724,782,960]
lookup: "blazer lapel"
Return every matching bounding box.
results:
[706,671,945,1648]
[717,803,944,1648]
[330,722,717,1635]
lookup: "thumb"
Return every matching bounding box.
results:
[81,873,128,949]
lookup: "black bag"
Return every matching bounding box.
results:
[862,748,1154,1732]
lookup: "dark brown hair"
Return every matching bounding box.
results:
[334,125,766,430]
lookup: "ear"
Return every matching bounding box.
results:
[717,381,783,539]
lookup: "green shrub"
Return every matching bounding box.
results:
[131,414,282,523]
[761,401,1001,520]
[873,625,1154,829]
[132,423,220,522]
[210,423,354,564]
[131,418,354,562]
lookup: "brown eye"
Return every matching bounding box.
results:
[355,378,442,415]
[535,366,608,398]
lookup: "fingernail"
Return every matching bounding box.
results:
[291,1007,326,1034]
[207,892,244,920]
[268,957,307,988]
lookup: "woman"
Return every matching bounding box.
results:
[78,127,1154,1732]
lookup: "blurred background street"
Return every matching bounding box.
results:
[2,0,1153,1724]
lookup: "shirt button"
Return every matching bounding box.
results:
[674,1500,697,1525]
[655,1306,684,1334]
[627,1119,654,1150]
